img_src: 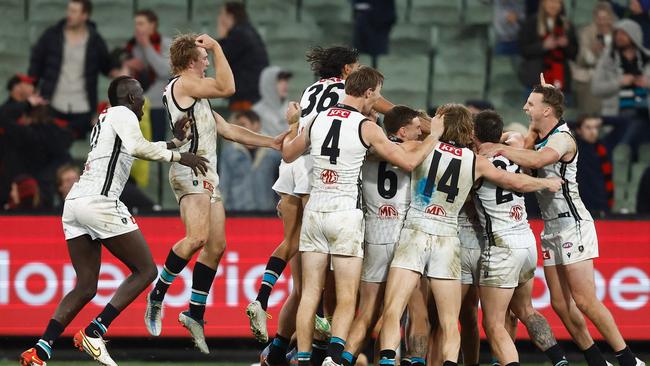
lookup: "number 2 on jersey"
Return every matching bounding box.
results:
[493,160,523,204]
[302,83,345,116]
[423,151,461,203]
[321,119,341,164]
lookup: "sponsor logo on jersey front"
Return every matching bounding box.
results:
[562,242,573,249]
[378,204,398,218]
[510,205,524,221]
[327,108,350,119]
[320,169,338,184]
[439,143,463,156]
[424,204,446,216]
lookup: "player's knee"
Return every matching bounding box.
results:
[185,233,209,251]
[76,284,97,302]
[573,292,595,314]
[550,297,569,316]
[144,264,158,284]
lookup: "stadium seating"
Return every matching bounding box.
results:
[0,0,640,211]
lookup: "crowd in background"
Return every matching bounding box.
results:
[1,0,649,216]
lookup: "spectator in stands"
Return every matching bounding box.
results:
[121,9,172,141]
[573,2,616,115]
[21,106,74,209]
[352,0,396,68]
[493,0,526,56]
[637,166,650,213]
[29,0,112,139]
[591,19,650,155]
[217,1,269,111]
[219,110,279,211]
[54,163,80,209]
[3,175,42,211]
[253,66,292,137]
[573,115,613,217]
[0,74,46,123]
[517,0,578,91]
[608,0,650,48]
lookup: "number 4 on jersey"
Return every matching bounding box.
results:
[321,119,341,164]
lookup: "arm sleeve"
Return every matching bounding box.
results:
[110,107,177,162]
[543,132,575,158]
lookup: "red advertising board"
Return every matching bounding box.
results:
[0,216,648,339]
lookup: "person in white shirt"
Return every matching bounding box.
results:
[20,76,207,366]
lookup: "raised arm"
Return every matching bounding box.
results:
[362,121,439,172]
[176,34,235,99]
[475,155,562,193]
[215,111,287,150]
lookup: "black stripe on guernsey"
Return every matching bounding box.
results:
[101,137,122,196]
[188,108,199,155]
[358,118,370,149]
[471,154,477,183]
[476,198,495,246]
[170,77,197,112]
[560,162,582,221]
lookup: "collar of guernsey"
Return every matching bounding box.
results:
[534,118,568,149]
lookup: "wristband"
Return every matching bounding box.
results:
[171,137,190,148]
[170,151,181,162]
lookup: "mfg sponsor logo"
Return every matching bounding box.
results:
[424,204,446,216]
[378,205,398,219]
[320,169,338,184]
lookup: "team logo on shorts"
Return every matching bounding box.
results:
[578,245,584,252]
[121,218,128,224]
[192,180,199,186]
[203,180,214,193]
[378,204,398,218]
[542,249,551,259]
[320,169,338,184]
[562,242,573,249]
[424,204,446,216]
[509,205,524,221]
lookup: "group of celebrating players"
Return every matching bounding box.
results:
[18,32,645,366]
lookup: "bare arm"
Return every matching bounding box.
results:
[479,143,561,170]
[176,34,235,99]
[215,111,286,150]
[475,155,562,192]
[281,129,309,163]
[372,96,394,114]
[362,122,439,172]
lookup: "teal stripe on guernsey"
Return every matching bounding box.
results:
[160,268,177,283]
[190,291,208,304]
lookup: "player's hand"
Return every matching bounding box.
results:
[286,101,301,125]
[272,130,291,151]
[172,115,193,141]
[429,113,444,140]
[540,73,555,88]
[545,177,564,193]
[195,34,220,51]
[179,152,209,176]
[478,142,503,157]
